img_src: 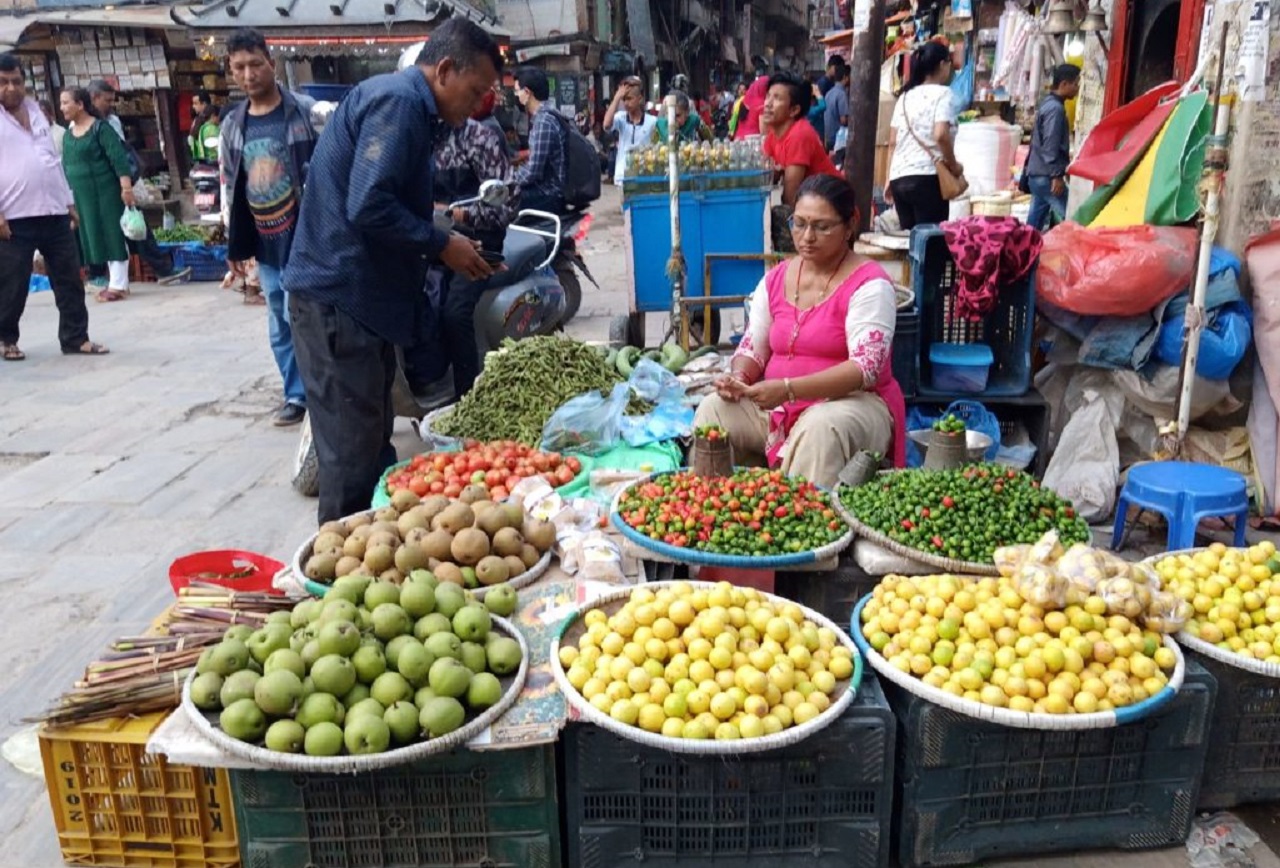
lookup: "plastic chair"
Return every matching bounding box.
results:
[1112,461,1248,551]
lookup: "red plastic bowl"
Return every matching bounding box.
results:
[168,550,286,596]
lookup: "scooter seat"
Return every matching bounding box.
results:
[484,230,550,289]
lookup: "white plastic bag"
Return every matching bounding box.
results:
[119,206,147,241]
[1042,390,1119,523]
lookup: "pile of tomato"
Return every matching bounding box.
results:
[616,468,847,557]
[385,441,583,501]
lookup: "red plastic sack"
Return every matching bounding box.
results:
[1037,223,1199,317]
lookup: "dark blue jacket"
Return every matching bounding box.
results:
[283,68,450,346]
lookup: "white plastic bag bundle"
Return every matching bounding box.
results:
[119,206,147,241]
[1042,390,1119,523]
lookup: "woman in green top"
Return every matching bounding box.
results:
[190,104,220,164]
[59,87,135,302]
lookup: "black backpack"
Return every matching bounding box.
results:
[552,113,601,209]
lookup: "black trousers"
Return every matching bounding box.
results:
[0,215,90,350]
[441,279,482,399]
[288,294,398,524]
[890,174,949,230]
[86,226,175,279]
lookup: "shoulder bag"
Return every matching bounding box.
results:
[905,91,968,201]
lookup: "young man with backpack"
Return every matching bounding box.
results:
[512,67,600,213]
[513,68,567,214]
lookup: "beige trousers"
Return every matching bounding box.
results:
[693,392,893,488]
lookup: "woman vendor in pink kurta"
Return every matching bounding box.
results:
[738,259,907,469]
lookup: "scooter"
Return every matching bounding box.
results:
[191,135,221,214]
[291,181,576,496]
[191,163,220,214]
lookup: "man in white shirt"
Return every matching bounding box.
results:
[0,53,106,358]
[602,76,656,186]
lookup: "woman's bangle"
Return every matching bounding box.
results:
[784,377,797,402]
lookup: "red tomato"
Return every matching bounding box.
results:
[429,480,445,493]
[541,472,557,485]
[554,465,575,485]
[443,482,463,498]
[505,475,522,491]
[410,478,429,496]
[532,454,550,472]
[565,456,582,473]
[484,469,503,487]
[490,485,508,500]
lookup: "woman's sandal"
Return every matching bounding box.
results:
[243,287,266,306]
[1,343,25,361]
[62,341,109,356]
[96,288,127,303]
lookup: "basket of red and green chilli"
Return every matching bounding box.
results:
[836,463,1090,566]
[610,468,853,567]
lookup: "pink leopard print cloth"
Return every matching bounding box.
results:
[941,216,1042,321]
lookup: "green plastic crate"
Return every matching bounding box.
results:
[230,744,560,868]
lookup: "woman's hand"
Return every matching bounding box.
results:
[713,372,747,402]
[121,186,136,208]
[744,379,789,410]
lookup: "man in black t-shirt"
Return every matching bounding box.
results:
[219,28,322,427]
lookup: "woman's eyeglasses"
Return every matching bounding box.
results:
[788,218,842,237]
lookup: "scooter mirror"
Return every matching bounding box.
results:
[478,179,510,207]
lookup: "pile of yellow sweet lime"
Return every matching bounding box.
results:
[558,582,856,741]
[860,571,1178,715]
[1153,541,1280,661]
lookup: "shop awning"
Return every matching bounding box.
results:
[35,5,185,31]
[172,0,501,31]
[0,15,39,51]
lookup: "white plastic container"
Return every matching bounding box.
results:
[954,122,1021,197]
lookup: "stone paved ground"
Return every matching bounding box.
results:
[0,184,1277,866]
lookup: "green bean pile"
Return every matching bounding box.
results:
[434,336,624,444]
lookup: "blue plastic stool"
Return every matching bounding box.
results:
[1112,461,1248,552]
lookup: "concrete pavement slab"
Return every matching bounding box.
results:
[55,452,202,505]
[0,453,120,509]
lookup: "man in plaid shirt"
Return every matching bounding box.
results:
[513,67,566,214]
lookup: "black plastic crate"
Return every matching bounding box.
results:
[230,744,560,868]
[893,309,920,400]
[564,677,895,868]
[909,226,1035,398]
[1187,649,1280,809]
[891,659,1216,868]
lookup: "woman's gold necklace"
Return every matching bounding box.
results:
[787,251,849,360]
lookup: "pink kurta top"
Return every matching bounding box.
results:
[735,259,907,468]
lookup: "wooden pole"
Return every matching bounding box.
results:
[845,0,886,234]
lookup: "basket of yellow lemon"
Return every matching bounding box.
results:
[551,581,862,753]
[1146,541,1280,677]
[853,569,1186,730]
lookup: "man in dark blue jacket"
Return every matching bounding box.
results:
[1025,64,1080,231]
[284,17,500,523]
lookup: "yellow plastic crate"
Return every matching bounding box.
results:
[40,712,239,868]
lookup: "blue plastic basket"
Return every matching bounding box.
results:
[160,242,228,282]
[910,226,1035,398]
